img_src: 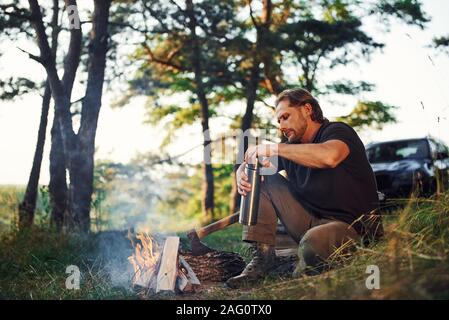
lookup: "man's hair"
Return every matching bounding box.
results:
[275,88,326,123]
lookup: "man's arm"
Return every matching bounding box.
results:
[277,140,350,169]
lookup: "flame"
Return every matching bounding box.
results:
[128,233,161,287]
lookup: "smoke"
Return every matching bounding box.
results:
[91,160,195,288]
[93,230,135,289]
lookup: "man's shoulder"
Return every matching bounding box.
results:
[324,121,356,132]
[319,121,358,139]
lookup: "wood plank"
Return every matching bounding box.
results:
[179,255,200,286]
[176,270,190,292]
[156,236,180,293]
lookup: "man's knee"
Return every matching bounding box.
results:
[297,229,328,274]
[296,223,359,275]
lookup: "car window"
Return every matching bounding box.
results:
[367,139,429,163]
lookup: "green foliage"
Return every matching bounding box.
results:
[433,36,449,54]
[0,185,52,232]
[0,77,37,100]
[34,185,51,226]
[324,80,375,95]
[117,0,430,158]
[376,0,430,28]
[0,3,31,38]
[322,0,354,23]
[337,100,398,130]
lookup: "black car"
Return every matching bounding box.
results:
[366,137,449,198]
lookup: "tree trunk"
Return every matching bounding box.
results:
[49,120,67,231]
[28,0,110,233]
[230,0,275,214]
[186,0,214,221]
[19,0,60,230]
[66,141,94,233]
[229,63,259,214]
[18,82,51,229]
[64,0,112,233]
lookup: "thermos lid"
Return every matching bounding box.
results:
[245,155,260,170]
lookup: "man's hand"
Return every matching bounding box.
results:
[236,163,251,197]
[244,144,278,164]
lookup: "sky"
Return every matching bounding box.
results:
[0,0,449,185]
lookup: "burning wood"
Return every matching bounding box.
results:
[128,234,201,295]
[127,233,161,288]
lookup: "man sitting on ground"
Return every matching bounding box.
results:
[227,88,383,288]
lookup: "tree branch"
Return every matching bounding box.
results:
[27,0,61,89]
[142,42,185,71]
[17,47,44,64]
[61,0,82,100]
[142,0,171,34]
[257,97,275,110]
[28,0,77,165]
[108,21,146,34]
[169,0,184,14]
[71,96,84,105]
[247,0,259,29]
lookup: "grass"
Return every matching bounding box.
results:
[1,188,449,299]
[0,227,138,299]
[0,185,50,232]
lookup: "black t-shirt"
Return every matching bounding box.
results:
[278,121,381,239]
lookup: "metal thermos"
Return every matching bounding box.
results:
[239,158,261,226]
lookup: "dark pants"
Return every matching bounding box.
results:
[243,173,360,270]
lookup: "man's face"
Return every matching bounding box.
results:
[275,99,309,143]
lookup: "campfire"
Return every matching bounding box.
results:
[128,235,201,294]
[127,228,297,295]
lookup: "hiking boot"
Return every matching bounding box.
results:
[226,243,276,288]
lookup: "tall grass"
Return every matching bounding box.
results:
[0,185,52,232]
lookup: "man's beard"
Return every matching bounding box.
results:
[287,122,307,143]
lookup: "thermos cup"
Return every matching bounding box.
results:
[239,157,261,226]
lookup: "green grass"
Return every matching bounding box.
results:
[0,227,138,299]
[1,188,449,299]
